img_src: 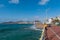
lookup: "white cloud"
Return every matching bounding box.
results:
[0,4,4,8]
[38,0,50,5]
[9,0,19,4]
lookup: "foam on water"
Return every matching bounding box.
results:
[24,25,41,31]
[29,25,42,31]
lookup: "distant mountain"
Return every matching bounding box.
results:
[1,21,15,24]
[1,21,34,24]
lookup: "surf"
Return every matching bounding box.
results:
[24,24,43,31]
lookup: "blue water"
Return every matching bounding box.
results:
[0,24,42,40]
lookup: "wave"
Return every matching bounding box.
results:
[30,25,42,31]
[24,25,42,31]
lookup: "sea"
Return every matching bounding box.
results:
[0,24,42,40]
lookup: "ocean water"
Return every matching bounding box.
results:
[0,24,42,40]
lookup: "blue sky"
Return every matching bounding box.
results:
[0,0,60,22]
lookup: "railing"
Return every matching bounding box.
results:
[39,27,45,40]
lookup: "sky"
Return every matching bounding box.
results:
[0,0,60,22]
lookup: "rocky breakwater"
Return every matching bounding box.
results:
[35,21,44,29]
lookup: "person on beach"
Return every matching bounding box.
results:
[44,23,48,30]
[43,23,49,40]
[44,18,53,40]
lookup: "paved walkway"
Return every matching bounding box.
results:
[46,26,60,40]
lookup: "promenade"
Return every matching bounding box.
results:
[46,26,60,40]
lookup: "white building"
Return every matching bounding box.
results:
[58,16,60,20]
